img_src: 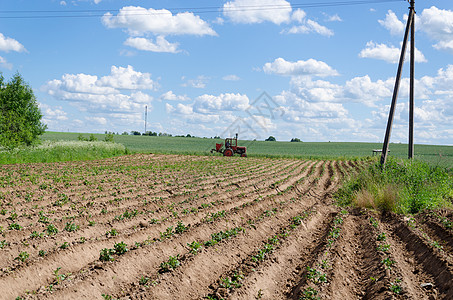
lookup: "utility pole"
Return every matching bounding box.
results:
[144,105,148,134]
[408,0,415,159]
[380,0,415,167]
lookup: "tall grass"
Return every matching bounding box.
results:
[0,140,128,164]
[335,157,453,214]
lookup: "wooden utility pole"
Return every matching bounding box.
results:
[409,0,415,159]
[380,0,415,167]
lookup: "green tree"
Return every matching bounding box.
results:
[0,73,47,149]
[265,136,276,142]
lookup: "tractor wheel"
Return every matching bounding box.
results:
[224,148,234,157]
[241,153,247,157]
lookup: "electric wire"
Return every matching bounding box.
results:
[0,0,403,19]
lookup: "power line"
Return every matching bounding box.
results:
[0,0,402,19]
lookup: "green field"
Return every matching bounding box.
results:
[41,132,453,169]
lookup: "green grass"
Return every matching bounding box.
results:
[335,157,453,214]
[0,140,128,164]
[41,132,453,168]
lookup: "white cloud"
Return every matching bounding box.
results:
[40,103,68,121]
[223,0,292,25]
[86,116,108,125]
[284,19,333,36]
[193,93,249,113]
[291,9,306,23]
[181,75,209,89]
[102,6,217,36]
[418,6,453,54]
[42,65,155,115]
[0,33,26,53]
[124,36,180,53]
[98,65,158,90]
[160,91,190,101]
[359,41,427,63]
[60,1,67,6]
[223,74,240,81]
[263,57,339,77]
[0,56,12,69]
[325,13,342,22]
[378,10,404,36]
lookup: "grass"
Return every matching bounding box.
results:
[0,139,128,164]
[42,131,453,167]
[335,157,453,214]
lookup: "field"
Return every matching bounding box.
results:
[0,154,452,299]
[42,132,453,168]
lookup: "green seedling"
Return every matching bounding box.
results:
[46,224,59,235]
[382,257,395,269]
[187,241,202,255]
[376,244,390,252]
[99,248,115,261]
[16,251,29,262]
[377,232,386,241]
[300,287,320,300]
[159,255,180,272]
[174,221,188,234]
[113,242,128,255]
[64,222,79,232]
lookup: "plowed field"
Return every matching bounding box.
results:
[0,154,452,299]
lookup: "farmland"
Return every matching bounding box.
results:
[0,153,452,299]
[42,132,453,168]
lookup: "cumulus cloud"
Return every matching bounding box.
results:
[42,65,154,115]
[0,33,26,53]
[124,36,180,53]
[359,41,427,63]
[263,57,339,77]
[98,65,158,90]
[223,0,292,25]
[378,10,404,36]
[160,91,190,101]
[418,6,453,54]
[102,6,216,36]
[193,93,249,113]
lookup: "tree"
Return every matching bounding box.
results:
[265,136,276,142]
[0,73,47,149]
[291,138,301,142]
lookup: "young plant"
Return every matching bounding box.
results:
[113,241,128,255]
[187,241,202,255]
[99,248,115,262]
[159,255,180,273]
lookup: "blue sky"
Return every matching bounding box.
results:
[1,0,453,144]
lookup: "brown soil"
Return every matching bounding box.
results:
[0,154,451,299]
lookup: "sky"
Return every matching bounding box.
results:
[1,0,453,145]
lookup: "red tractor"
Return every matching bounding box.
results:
[211,133,247,157]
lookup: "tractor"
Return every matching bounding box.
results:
[211,133,247,157]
